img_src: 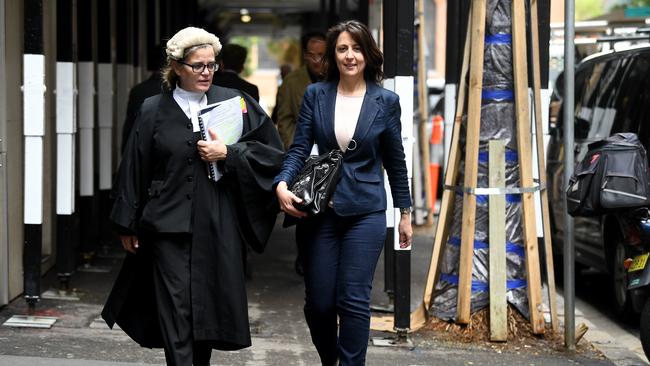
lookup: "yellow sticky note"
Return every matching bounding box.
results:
[240,98,247,113]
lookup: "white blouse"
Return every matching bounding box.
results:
[173,85,207,132]
[334,94,364,152]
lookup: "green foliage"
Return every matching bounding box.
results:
[229,36,301,77]
[267,38,301,69]
[576,0,605,20]
[629,0,650,6]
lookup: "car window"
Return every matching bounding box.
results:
[618,52,650,152]
[574,62,599,139]
[574,57,626,140]
[588,56,630,140]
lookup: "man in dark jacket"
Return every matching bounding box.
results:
[121,44,165,152]
[275,31,326,276]
[212,43,260,102]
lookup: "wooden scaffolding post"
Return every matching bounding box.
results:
[457,0,487,324]
[410,7,473,330]
[530,0,559,332]
[417,0,433,226]
[511,0,545,334]
[489,140,507,341]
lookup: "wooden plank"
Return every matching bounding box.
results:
[409,6,475,331]
[456,0,487,324]
[489,140,507,342]
[417,0,433,226]
[511,0,545,334]
[530,0,559,332]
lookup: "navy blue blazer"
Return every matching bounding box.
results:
[274,80,412,216]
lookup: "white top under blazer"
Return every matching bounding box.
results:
[334,93,364,152]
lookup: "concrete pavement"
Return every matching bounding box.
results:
[0,215,634,365]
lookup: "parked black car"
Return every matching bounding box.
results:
[547,44,650,316]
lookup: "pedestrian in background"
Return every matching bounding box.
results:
[274,20,413,365]
[212,43,260,102]
[103,26,283,366]
[276,31,326,150]
[121,43,165,152]
[279,63,293,80]
[275,31,327,276]
[270,63,293,124]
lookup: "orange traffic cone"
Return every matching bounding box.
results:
[429,115,444,214]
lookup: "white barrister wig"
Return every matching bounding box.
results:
[165,27,222,60]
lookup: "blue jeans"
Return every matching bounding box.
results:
[297,210,386,366]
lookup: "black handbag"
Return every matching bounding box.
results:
[290,149,343,216]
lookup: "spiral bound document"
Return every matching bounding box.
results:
[197,115,219,181]
[196,96,244,182]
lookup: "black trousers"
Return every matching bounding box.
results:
[150,233,213,366]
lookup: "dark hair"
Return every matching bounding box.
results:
[221,44,247,72]
[300,31,326,52]
[323,20,383,84]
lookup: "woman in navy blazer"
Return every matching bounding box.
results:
[274,20,412,365]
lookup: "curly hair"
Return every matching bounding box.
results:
[161,44,213,91]
[160,27,221,90]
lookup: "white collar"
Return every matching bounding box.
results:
[174,84,205,102]
[172,85,207,132]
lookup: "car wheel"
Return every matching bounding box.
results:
[611,236,634,319]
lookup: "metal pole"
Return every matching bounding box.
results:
[77,0,100,270]
[23,0,45,313]
[97,0,114,254]
[0,0,8,307]
[55,0,78,292]
[115,0,130,160]
[563,0,576,351]
[380,0,398,311]
[393,0,414,341]
[380,0,413,342]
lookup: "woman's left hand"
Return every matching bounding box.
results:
[398,212,413,249]
[197,128,228,162]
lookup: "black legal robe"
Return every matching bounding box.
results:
[102,85,284,350]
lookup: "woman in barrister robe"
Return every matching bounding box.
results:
[102,26,284,366]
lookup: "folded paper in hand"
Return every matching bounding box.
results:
[196,96,244,181]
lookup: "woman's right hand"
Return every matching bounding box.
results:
[120,235,139,254]
[276,181,308,218]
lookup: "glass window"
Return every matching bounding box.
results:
[612,52,650,148]
[573,57,625,140]
[573,62,597,140]
[588,57,629,140]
